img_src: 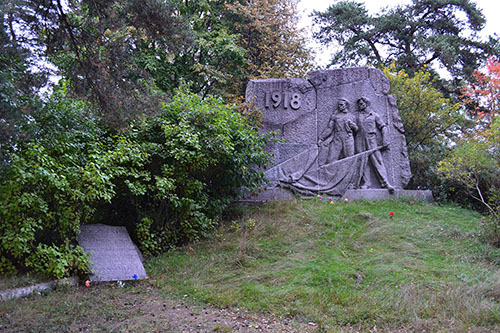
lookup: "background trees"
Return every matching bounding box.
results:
[3,0,192,128]
[227,0,313,95]
[382,65,467,199]
[439,58,500,244]
[1,0,311,277]
[313,0,499,96]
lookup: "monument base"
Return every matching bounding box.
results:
[237,186,295,203]
[238,187,433,203]
[340,189,433,202]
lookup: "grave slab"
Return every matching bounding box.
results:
[77,224,147,282]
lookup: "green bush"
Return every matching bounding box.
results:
[0,87,270,277]
[0,85,104,276]
[103,90,270,255]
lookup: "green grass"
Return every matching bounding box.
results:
[0,274,50,291]
[147,198,500,331]
[2,198,500,331]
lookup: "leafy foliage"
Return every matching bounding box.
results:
[462,57,500,124]
[0,8,45,166]
[383,65,464,152]
[382,65,469,200]
[313,0,499,95]
[149,0,313,102]
[227,0,313,88]
[3,0,191,128]
[0,85,270,276]
[0,85,103,277]
[103,90,271,255]
[440,59,500,245]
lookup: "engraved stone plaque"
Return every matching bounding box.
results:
[78,224,147,282]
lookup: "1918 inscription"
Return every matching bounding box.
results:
[264,91,301,110]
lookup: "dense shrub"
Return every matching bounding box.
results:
[104,91,271,255]
[0,87,270,277]
[0,85,106,277]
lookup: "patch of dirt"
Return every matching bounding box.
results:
[132,296,317,332]
[0,284,318,332]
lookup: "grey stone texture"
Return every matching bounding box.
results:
[77,224,147,282]
[245,67,413,200]
[341,189,433,202]
[0,277,79,300]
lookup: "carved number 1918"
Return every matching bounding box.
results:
[264,92,301,110]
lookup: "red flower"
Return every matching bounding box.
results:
[389,211,395,216]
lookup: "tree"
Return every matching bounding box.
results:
[227,0,313,88]
[462,57,500,124]
[382,65,468,197]
[439,59,500,245]
[151,0,313,102]
[0,6,45,165]
[3,0,191,129]
[313,0,499,95]
[383,65,464,152]
[147,0,247,101]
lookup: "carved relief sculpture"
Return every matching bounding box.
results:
[318,99,357,165]
[355,97,394,193]
[245,67,411,199]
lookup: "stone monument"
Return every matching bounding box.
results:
[245,67,431,202]
[78,224,148,282]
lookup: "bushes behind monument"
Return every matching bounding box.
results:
[0,87,269,278]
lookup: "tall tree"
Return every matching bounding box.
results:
[313,0,499,95]
[462,57,500,125]
[382,65,469,197]
[3,0,191,129]
[0,4,45,164]
[147,0,247,101]
[152,0,313,102]
[228,0,313,81]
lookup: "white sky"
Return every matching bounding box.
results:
[298,0,500,67]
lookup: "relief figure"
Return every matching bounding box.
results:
[318,99,358,165]
[355,97,394,193]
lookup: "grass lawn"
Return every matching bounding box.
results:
[2,198,500,332]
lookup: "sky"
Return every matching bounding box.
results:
[298,0,500,67]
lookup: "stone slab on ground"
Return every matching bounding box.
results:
[0,277,79,301]
[77,224,147,282]
[340,189,433,202]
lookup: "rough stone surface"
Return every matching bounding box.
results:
[0,277,79,300]
[77,224,147,282]
[340,189,434,202]
[245,67,414,200]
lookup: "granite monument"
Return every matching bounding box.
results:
[245,67,425,201]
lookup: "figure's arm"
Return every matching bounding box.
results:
[319,117,334,143]
[375,114,390,148]
[347,116,358,133]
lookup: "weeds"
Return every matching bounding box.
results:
[2,198,500,331]
[147,198,500,331]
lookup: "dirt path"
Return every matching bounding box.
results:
[0,283,318,332]
[126,296,317,332]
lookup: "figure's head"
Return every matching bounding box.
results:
[338,99,349,112]
[357,97,370,110]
